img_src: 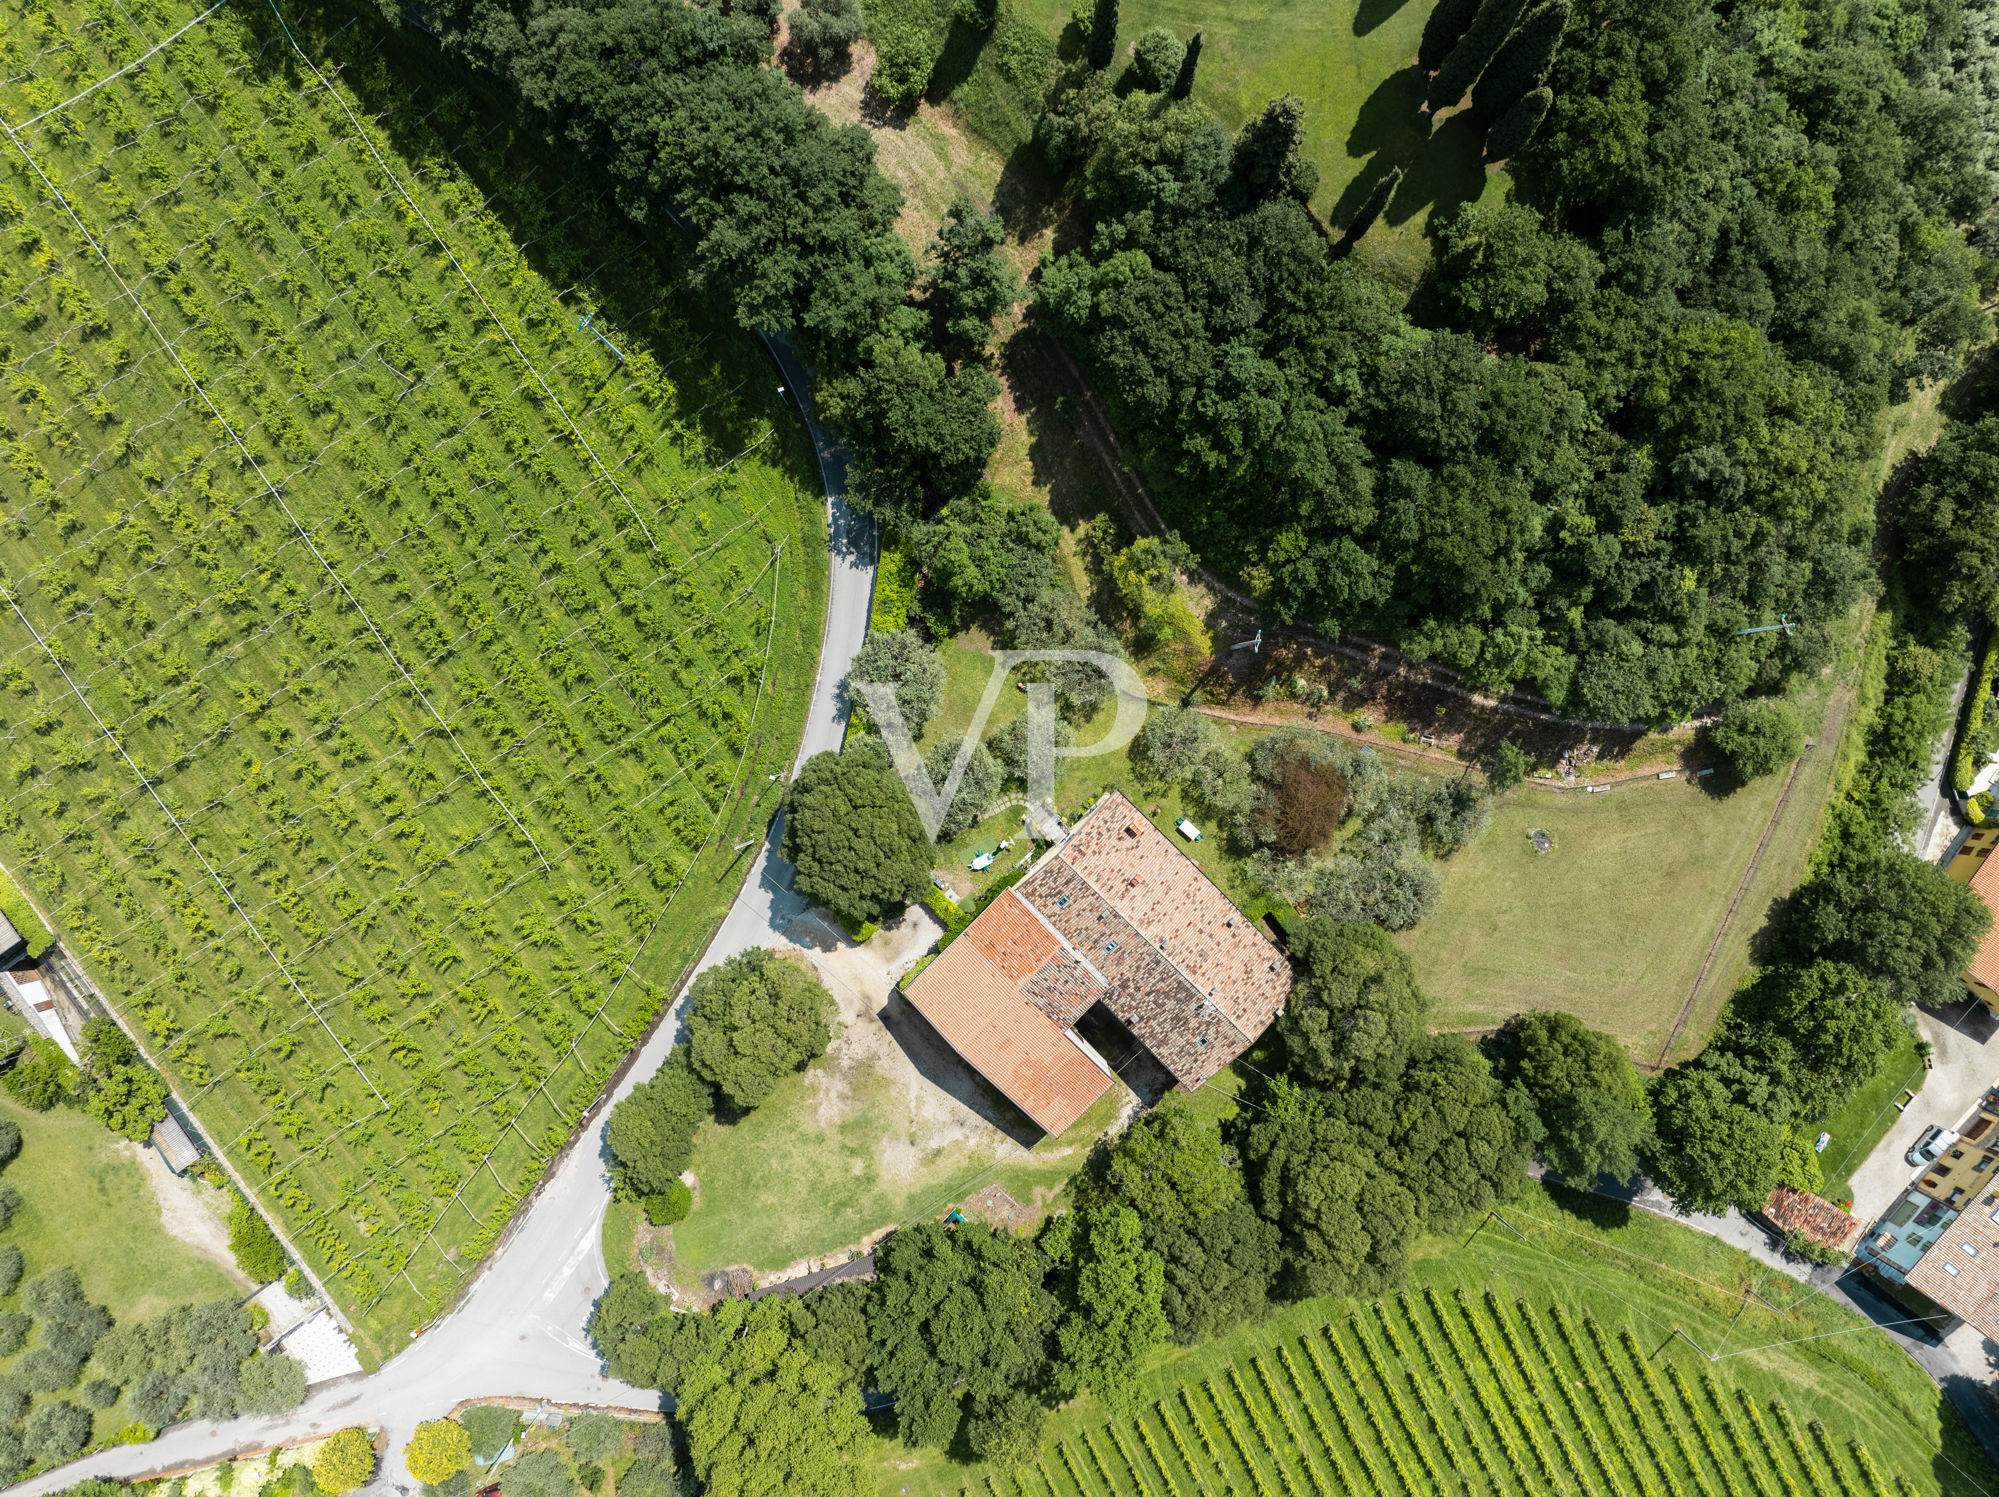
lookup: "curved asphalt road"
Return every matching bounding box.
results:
[2,338,876,1497]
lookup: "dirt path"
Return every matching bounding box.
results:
[1649,744,1812,1071]
[119,1139,251,1289]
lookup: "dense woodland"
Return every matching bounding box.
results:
[1034,0,1995,720]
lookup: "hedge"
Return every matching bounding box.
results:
[1951,630,1999,791]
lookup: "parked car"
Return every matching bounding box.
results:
[1908,1125,1960,1167]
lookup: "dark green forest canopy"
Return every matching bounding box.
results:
[1035,0,1991,722]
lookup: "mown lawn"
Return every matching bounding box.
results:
[0,0,824,1358]
[1399,672,1853,1065]
[875,1180,1995,1495]
[0,1092,237,1324]
[1819,1029,1926,1208]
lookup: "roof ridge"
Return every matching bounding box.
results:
[1057,853,1255,1050]
[1003,884,1109,989]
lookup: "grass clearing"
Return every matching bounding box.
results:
[875,1180,1992,1494]
[0,0,825,1359]
[1819,1028,1926,1208]
[0,1092,238,1323]
[1400,667,1855,1065]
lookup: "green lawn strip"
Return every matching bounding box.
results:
[1817,1030,1925,1206]
[1700,1370,1785,1497]
[0,0,824,1355]
[1610,1320,1724,1497]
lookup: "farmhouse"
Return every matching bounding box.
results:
[902,791,1291,1135]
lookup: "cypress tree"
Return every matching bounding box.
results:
[1417,0,1481,73]
[1470,0,1568,120]
[1333,166,1401,258]
[1172,31,1202,99]
[1230,94,1316,203]
[1427,0,1526,109]
[1087,0,1119,68]
[1485,85,1553,160]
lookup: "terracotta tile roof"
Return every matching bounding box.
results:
[1906,1188,1999,1341]
[902,936,1113,1136]
[1762,1186,1860,1250]
[965,888,1063,983]
[1970,854,1999,994]
[1051,792,1291,1036]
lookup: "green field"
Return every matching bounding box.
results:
[1399,678,1851,1065]
[879,1182,1991,1495]
[0,1092,237,1324]
[0,0,825,1358]
[1818,1029,1926,1208]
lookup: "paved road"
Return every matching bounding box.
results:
[2,340,877,1497]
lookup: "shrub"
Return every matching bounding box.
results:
[1128,27,1184,91]
[844,629,946,738]
[405,1419,474,1484]
[23,1401,92,1465]
[81,1378,119,1411]
[236,1353,307,1416]
[6,1036,75,1111]
[643,1181,693,1227]
[84,1064,169,1142]
[282,1268,310,1299]
[871,23,939,109]
[1783,1230,1849,1265]
[226,1193,287,1283]
[1711,697,1804,779]
[0,1118,22,1168]
[0,1243,23,1297]
[564,1413,629,1465]
[793,0,867,61]
[461,1404,520,1462]
[607,1051,713,1199]
[0,1186,19,1232]
[782,743,932,928]
[921,735,1002,839]
[314,1428,378,1494]
[498,1450,573,1497]
[0,1377,27,1424]
[1951,636,1999,791]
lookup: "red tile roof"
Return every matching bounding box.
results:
[1970,854,1999,994]
[965,888,1062,983]
[902,936,1113,1136]
[1762,1186,1859,1250]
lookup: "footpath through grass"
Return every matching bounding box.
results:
[876,1181,1993,1495]
[0,0,826,1358]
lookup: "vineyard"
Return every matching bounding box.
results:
[977,1291,1935,1497]
[887,1188,1990,1497]
[0,0,825,1358]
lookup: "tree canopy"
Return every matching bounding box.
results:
[685,949,833,1112]
[677,1297,869,1497]
[606,1050,714,1199]
[782,743,933,927]
[845,629,947,738]
[1486,1011,1650,1187]
[1711,699,1805,780]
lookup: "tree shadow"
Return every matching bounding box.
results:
[1354,0,1416,34]
[879,990,1049,1149]
[1332,70,1489,236]
[927,15,987,105]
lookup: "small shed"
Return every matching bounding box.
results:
[0,913,24,971]
[149,1111,200,1175]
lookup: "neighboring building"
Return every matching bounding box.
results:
[1902,1187,1999,1342]
[1916,1098,1999,1207]
[901,791,1291,1136]
[1948,826,1999,1013]
[149,1112,200,1174]
[7,967,78,1064]
[1758,1185,1860,1253]
[0,912,24,974]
